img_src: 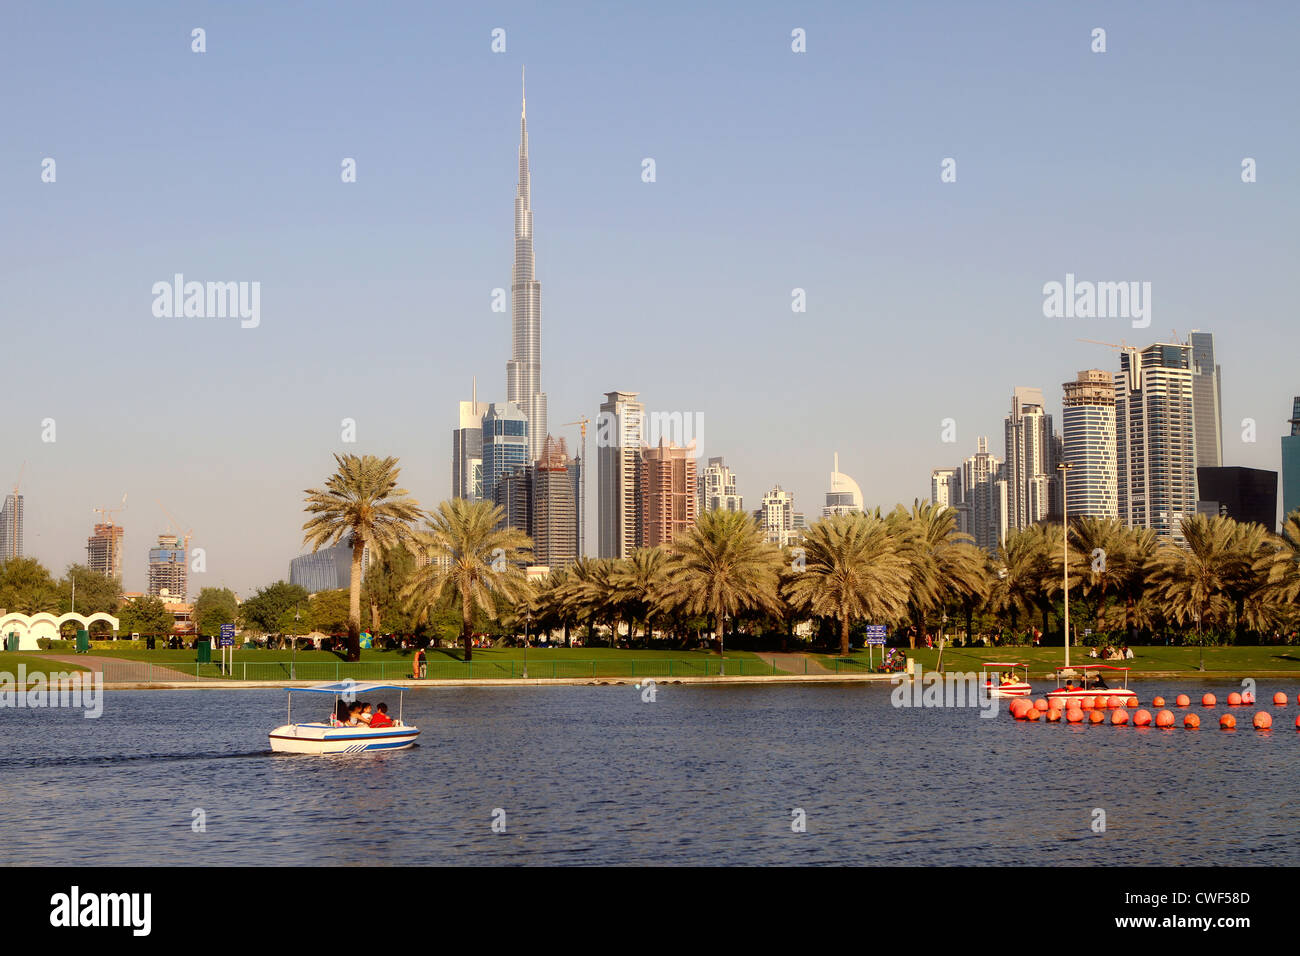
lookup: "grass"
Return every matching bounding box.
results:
[0,653,90,678]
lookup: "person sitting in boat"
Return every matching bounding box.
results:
[357,702,374,726]
[369,703,395,728]
[334,699,351,725]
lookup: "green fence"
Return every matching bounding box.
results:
[141,657,788,682]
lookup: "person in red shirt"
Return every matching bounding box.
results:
[369,702,395,728]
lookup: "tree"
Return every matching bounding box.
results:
[1147,514,1251,639]
[664,509,784,657]
[403,498,533,661]
[361,543,420,636]
[309,589,351,635]
[0,557,60,615]
[118,595,174,637]
[194,587,239,637]
[784,512,911,656]
[608,547,670,641]
[57,564,122,616]
[242,581,310,635]
[302,454,424,661]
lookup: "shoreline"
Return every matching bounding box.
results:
[9,670,1296,691]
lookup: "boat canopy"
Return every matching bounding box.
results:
[982,662,1027,668]
[284,681,408,694]
[1054,664,1129,673]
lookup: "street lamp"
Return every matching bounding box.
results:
[292,606,300,681]
[522,611,532,679]
[1058,462,1073,670]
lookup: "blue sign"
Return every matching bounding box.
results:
[219,623,235,647]
[866,625,887,645]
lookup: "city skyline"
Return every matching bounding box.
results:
[4,2,1297,594]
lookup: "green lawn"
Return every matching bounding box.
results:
[817,645,1300,676]
[0,653,90,678]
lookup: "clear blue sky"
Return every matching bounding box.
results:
[2,0,1297,595]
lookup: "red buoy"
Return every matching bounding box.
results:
[1273,692,1287,706]
[1184,713,1200,729]
[1202,693,1216,707]
[1227,692,1242,706]
[1010,699,1031,719]
[1089,710,1105,724]
[1080,696,1094,710]
[1066,708,1084,723]
[1111,708,1129,725]
[1152,696,1166,707]
[1034,698,1049,712]
[1175,694,1191,707]
[1242,692,1255,705]
[1219,713,1236,730]
[1155,709,1175,728]
[1046,708,1061,722]
[1105,695,1122,709]
[1024,706,1042,721]
[1133,709,1152,727]
[1253,711,1272,730]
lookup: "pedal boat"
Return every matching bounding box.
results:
[1045,664,1136,706]
[982,661,1032,698]
[269,681,419,754]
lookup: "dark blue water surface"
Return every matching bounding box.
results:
[2,681,1297,865]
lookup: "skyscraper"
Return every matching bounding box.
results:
[87,522,126,580]
[494,465,533,536]
[1189,330,1223,471]
[598,390,644,559]
[0,493,22,563]
[822,453,863,518]
[1281,397,1300,522]
[452,384,490,502]
[507,70,548,462]
[639,439,698,549]
[930,468,962,509]
[148,533,188,602]
[700,457,743,514]
[757,486,801,547]
[1003,386,1059,531]
[1061,369,1118,518]
[962,436,1007,553]
[481,401,529,506]
[1115,342,1198,544]
[532,435,580,570]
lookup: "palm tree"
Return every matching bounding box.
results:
[663,509,784,660]
[783,512,911,656]
[1147,514,1251,645]
[1259,510,1300,607]
[886,501,987,648]
[302,454,423,661]
[609,547,671,642]
[403,498,533,661]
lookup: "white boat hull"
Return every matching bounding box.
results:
[269,722,420,755]
[985,681,1031,698]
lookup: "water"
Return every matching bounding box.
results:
[1,681,1297,865]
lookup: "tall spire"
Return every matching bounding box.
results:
[507,68,547,462]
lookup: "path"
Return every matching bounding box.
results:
[42,654,203,682]
[757,652,832,675]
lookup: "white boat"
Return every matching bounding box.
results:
[1045,665,1137,706]
[269,681,419,755]
[982,661,1032,698]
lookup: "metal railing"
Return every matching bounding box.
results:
[92,657,797,683]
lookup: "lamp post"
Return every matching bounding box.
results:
[292,606,300,681]
[522,611,532,680]
[1058,462,1073,670]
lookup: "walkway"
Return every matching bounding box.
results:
[42,654,203,682]
[756,652,833,675]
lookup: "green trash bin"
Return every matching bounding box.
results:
[76,629,90,654]
[5,632,16,652]
[196,639,212,664]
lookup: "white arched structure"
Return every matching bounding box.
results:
[0,612,120,651]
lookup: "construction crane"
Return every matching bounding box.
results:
[93,492,128,526]
[155,499,193,553]
[562,416,592,558]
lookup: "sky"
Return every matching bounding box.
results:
[2,0,1297,596]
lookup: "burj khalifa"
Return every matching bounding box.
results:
[507,69,547,462]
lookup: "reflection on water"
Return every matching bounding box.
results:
[0,682,1296,865]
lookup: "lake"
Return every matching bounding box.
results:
[1,681,1296,865]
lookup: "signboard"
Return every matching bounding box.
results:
[219,623,235,648]
[866,625,887,645]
